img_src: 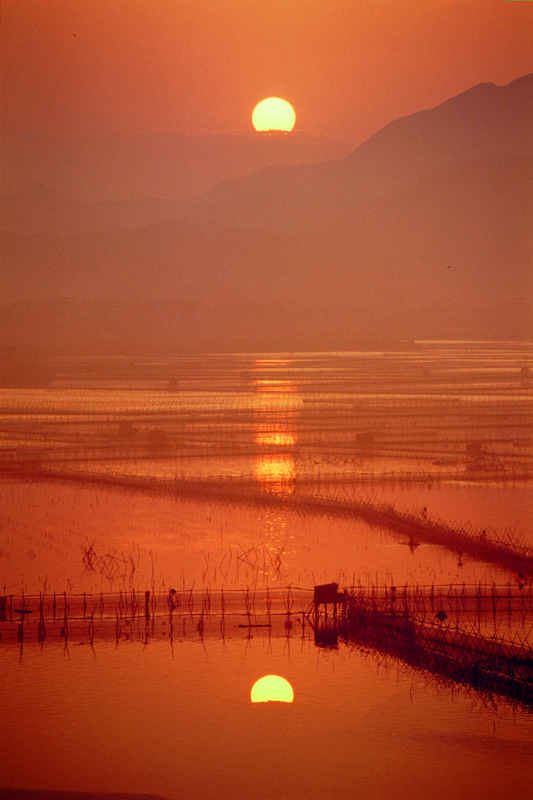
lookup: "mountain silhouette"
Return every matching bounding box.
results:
[2,74,531,353]
[187,73,531,231]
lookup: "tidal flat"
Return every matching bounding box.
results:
[1,343,532,799]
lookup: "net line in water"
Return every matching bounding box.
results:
[2,582,532,623]
[308,583,533,708]
[22,466,533,578]
[2,582,532,710]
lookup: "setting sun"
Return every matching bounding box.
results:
[252,98,296,132]
[250,675,295,703]
[3,0,532,797]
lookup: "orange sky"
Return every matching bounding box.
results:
[1,0,532,142]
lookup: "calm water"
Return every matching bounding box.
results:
[2,629,532,800]
[1,344,532,798]
[2,478,531,595]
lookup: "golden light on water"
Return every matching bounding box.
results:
[254,455,296,495]
[253,376,300,495]
[253,378,300,403]
[250,675,294,703]
[253,359,294,368]
[255,430,296,448]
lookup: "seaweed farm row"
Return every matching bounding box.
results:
[1,394,530,480]
[5,581,531,624]
[3,581,533,649]
[309,583,533,707]
[19,465,533,577]
[1,345,532,489]
[337,599,533,709]
[3,581,532,708]
[2,346,533,715]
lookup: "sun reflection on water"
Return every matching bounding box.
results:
[255,430,296,448]
[254,454,296,495]
[252,374,300,498]
[251,674,294,703]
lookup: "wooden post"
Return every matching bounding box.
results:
[145,590,150,619]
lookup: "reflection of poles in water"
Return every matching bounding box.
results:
[38,592,46,644]
[144,590,151,619]
[340,586,533,707]
[14,607,32,650]
[60,591,70,646]
[64,469,533,578]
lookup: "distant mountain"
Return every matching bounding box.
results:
[188,73,532,231]
[1,184,185,236]
[1,130,354,208]
[2,74,531,353]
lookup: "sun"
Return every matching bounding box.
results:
[252,98,296,132]
[250,675,294,703]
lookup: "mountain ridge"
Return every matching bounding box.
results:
[191,73,532,231]
[2,73,531,352]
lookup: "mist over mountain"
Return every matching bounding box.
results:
[193,74,532,230]
[2,74,531,356]
[1,131,354,208]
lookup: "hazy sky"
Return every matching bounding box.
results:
[2,0,532,142]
